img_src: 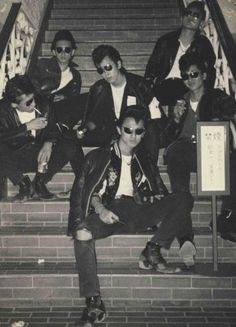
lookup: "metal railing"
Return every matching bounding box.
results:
[0,4,35,98]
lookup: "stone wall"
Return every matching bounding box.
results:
[0,0,48,32]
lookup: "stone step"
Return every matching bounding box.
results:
[0,261,236,307]
[0,197,220,228]
[38,54,161,71]
[1,306,236,327]
[48,18,180,30]
[53,0,179,9]
[50,8,179,19]
[5,170,197,196]
[41,41,158,56]
[44,29,175,43]
[0,226,235,263]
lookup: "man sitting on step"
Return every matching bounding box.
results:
[0,75,80,202]
[68,105,193,326]
[145,1,216,106]
[163,52,236,244]
[80,44,166,165]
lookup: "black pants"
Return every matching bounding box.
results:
[74,193,193,297]
[154,78,188,106]
[0,138,82,186]
[166,139,236,214]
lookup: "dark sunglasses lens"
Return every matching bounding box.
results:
[124,127,132,134]
[104,64,112,72]
[191,72,200,78]
[123,127,144,135]
[135,128,145,135]
[26,98,34,106]
[56,47,71,54]
[181,72,200,80]
[65,47,72,54]
[56,47,62,54]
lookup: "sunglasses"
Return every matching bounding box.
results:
[123,127,145,135]
[56,47,72,54]
[18,97,34,107]
[96,64,113,75]
[181,71,200,81]
[184,9,201,20]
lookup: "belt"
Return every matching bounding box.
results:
[115,195,133,200]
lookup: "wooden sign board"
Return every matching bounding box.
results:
[197,121,230,196]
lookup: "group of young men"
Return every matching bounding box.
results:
[1,1,236,326]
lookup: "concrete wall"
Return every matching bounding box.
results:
[217,0,236,43]
[0,0,48,32]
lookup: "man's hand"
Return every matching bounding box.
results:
[99,207,120,224]
[37,142,53,164]
[26,117,48,131]
[173,100,186,123]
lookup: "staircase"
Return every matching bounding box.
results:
[0,0,236,325]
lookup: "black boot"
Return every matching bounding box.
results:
[139,242,179,273]
[79,295,106,326]
[33,173,55,200]
[13,175,34,202]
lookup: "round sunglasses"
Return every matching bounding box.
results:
[184,9,201,20]
[56,47,72,54]
[96,64,113,75]
[181,71,200,81]
[123,127,145,135]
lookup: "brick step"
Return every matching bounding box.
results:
[38,54,163,72]
[0,261,236,308]
[6,170,197,196]
[50,8,179,19]
[1,226,235,263]
[0,197,221,227]
[53,0,179,9]
[44,29,174,43]
[48,18,180,30]
[41,41,158,56]
[1,307,236,327]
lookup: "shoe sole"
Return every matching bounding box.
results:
[179,241,196,267]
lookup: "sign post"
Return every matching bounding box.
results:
[197,122,230,271]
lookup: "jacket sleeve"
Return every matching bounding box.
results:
[0,117,29,143]
[144,37,163,85]
[216,90,236,120]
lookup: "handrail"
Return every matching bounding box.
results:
[206,0,236,81]
[0,3,21,62]
[0,4,35,98]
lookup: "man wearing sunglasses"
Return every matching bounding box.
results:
[81,44,165,165]
[68,105,193,326]
[144,1,216,106]
[0,75,80,202]
[29,29,85,182]
[163,52,236,263]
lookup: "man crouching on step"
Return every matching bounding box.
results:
[68,105,193,326]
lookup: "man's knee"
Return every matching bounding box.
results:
[176,192,194,211]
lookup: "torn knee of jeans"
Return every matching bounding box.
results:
[75,228,93,241]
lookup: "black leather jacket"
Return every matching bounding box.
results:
[0,95,58,150]
[82,71,154,146]
[145,29,216,89]
[29,56,81,99]
[68,142,168,235]
[162,89,236,149]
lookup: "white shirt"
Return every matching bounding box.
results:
[16,109,36,137]
[111,82,127,118]
[51,67,73,93]
[115,154,133,197]
[166,40,190,80]
[190,100,199,112]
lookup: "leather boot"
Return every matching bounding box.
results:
[13,175,34,202]
[34,173,55,200]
